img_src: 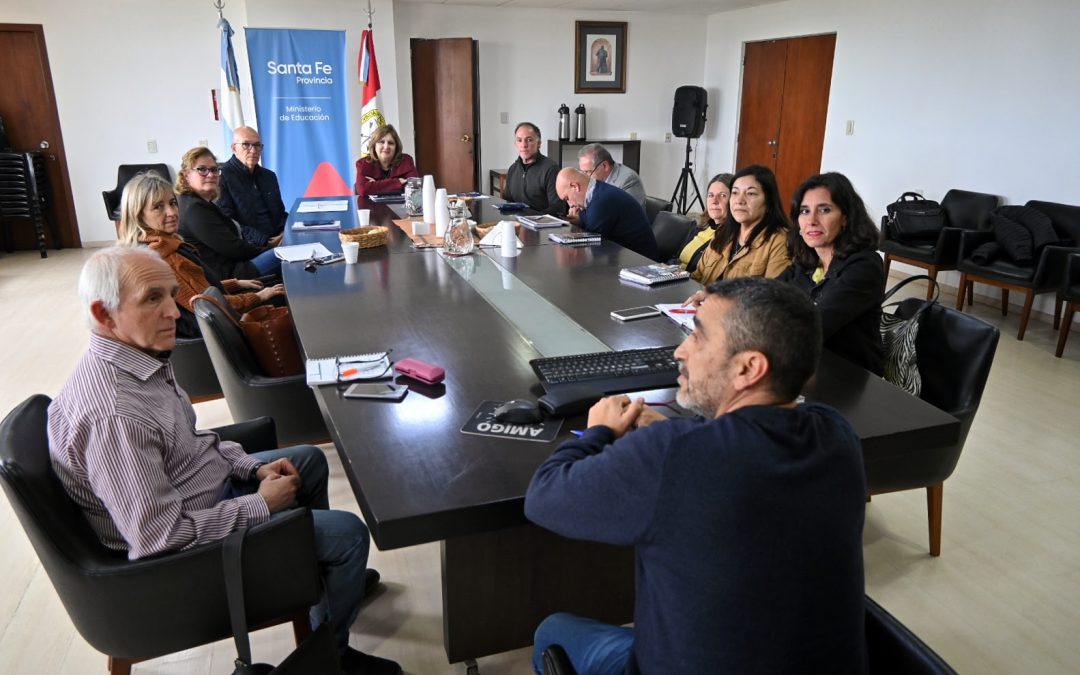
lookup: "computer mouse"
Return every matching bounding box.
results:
[493,398,544,424]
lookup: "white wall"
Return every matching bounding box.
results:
[391,4,708,201]
[2,0,400,244]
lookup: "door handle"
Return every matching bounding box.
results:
[461,134,472,143]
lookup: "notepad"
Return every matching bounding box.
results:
[290,220,341,231]
[296,200,350,213]
[517,214,569,230]
[306,352,392,386]
[274,243,334,262]
[655,303,696,332]
[618,264,690,286]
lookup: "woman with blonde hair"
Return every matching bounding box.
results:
[118,172,284,338]
[354,124,419,198]
[176,146,281,280]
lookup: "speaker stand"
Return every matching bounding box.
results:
[670,137,704,215]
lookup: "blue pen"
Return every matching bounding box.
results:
[570,430,584,437]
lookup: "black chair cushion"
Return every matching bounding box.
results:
[941,189,998,231]
[880,238,937,262]
[959,255,1034,282]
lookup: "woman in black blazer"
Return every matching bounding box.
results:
[780,172,885,375]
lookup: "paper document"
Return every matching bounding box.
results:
[296,200,350,213]
[274,243,334,262]
[291,220,341,231]
[655,303,696,332]
[306,352,391,386]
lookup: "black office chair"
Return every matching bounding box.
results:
[954,200,1080,340]
[867,298,999,556]
[1055,252,1080,357]
[172,335,224,403]
[539,595,956,674]
[880,189,998,300]
[651,211,695,263]
[644,195,673,225]
[193,288,329,446]
[0,396,321,675]
[102,163,171,222]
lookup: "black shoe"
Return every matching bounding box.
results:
[340,647,402,675]
[362,568,381,601]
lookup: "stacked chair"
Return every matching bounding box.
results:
[0,150,59,258]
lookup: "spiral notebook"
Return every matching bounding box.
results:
[306,352,391,385]
[618,263,690,286]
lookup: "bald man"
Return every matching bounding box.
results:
[556,168,660,261]
[217,126,287,248]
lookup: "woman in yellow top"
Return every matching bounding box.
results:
[678,165,791,285]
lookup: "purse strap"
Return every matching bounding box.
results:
[883,274,940,305]
[223,528,255,670]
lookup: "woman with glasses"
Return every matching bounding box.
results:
[176,146,281,280]
[118,172,285,338]
[354,124,419,198]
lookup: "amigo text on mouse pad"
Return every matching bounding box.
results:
[460,401,564,443]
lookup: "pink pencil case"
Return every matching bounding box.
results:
[394,357,445,385]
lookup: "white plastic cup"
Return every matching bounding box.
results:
[500,220,519,257]
[422,175,436,224]
[434,188,449,236]
[357,209,371,227]
[342,241,360,264]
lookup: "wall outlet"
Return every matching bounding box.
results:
[499,112,509,124]
[664,132,672,143]
[845,120,855,136]
[629,131,638,140]
[147,140,158,154]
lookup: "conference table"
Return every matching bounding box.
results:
[281,195,960,665]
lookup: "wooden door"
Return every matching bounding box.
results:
[411,38,479,193]
[0,24,80,248]
[735,34,836,204]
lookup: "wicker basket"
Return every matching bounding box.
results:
[474,221,520,240]
[340,226,388,249]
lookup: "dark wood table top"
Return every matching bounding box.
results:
[282,197,959,550]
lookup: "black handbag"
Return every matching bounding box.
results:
[223,528,343,675]
[886,192,946,243]
[880,275,939,397]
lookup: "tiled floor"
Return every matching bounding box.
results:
[1,247,1078,673]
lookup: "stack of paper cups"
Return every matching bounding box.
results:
[500,220,519,257]
[434,188,449,237]
[422,175,436,224]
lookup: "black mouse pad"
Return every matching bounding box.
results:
[460,401,563,443]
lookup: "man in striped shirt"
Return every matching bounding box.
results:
[47,246,402,675]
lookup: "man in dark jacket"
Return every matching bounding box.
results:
[526,277,868,675]
[217,126,287,247]
[556,168,659,261]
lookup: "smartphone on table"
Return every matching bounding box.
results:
[343,382,409,400]
[610,306,661,322]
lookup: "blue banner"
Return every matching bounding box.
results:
[245,28,353,205]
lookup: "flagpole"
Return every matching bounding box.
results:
[213,0,224,19]
[365,0,374,30]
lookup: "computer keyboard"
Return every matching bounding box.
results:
[530,346,680,391]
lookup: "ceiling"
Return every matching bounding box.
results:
[394,0,784,15]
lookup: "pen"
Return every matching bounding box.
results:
[302,220,336,226]
[669,308,696,314]
[340,368,358,378]
[570,430,584,437]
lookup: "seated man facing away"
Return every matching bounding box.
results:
[556,167,660,261]
[505,122,567,216]
[216,126,287,248]
[577,143,646,210]
[47,247,401,675]
[526,277,867,675]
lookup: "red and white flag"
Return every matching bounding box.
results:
[358,28,385,157]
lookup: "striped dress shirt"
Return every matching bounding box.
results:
[48,333,268,559]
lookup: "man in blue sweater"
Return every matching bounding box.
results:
[556,168,660,261]
[525,277,868,675]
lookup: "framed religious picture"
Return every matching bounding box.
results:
[575,21,627,94]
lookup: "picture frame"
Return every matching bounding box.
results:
[575,21,627,94]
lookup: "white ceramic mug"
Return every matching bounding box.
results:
[342,241,360,264]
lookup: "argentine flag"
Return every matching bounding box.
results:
[219,17,245,151]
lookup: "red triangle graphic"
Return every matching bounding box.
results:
[303,162,352,197]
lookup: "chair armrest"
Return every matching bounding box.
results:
[1067,252,1080,289]
[212,416,277,452]
[957,229,994,260]
[1034,245,1080,288]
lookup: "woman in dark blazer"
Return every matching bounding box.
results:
[354,124,419,197]
[175,146,281,280]
[780,172,885,375]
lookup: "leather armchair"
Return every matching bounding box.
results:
[101,163,171,222]
[880,189,998,300]
[868,299,999,556]
[652,210,694,263]
[955,200,1080,339]
[192,288,329,446]
[1055,252,1080,357]
[644,195,673,225]
[172,335,223,402]
[540,595,957,674]
[0,396,321,675]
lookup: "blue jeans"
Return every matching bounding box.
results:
[224,445,369,654]
[251,247,282,276]
[532,612,634,675]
